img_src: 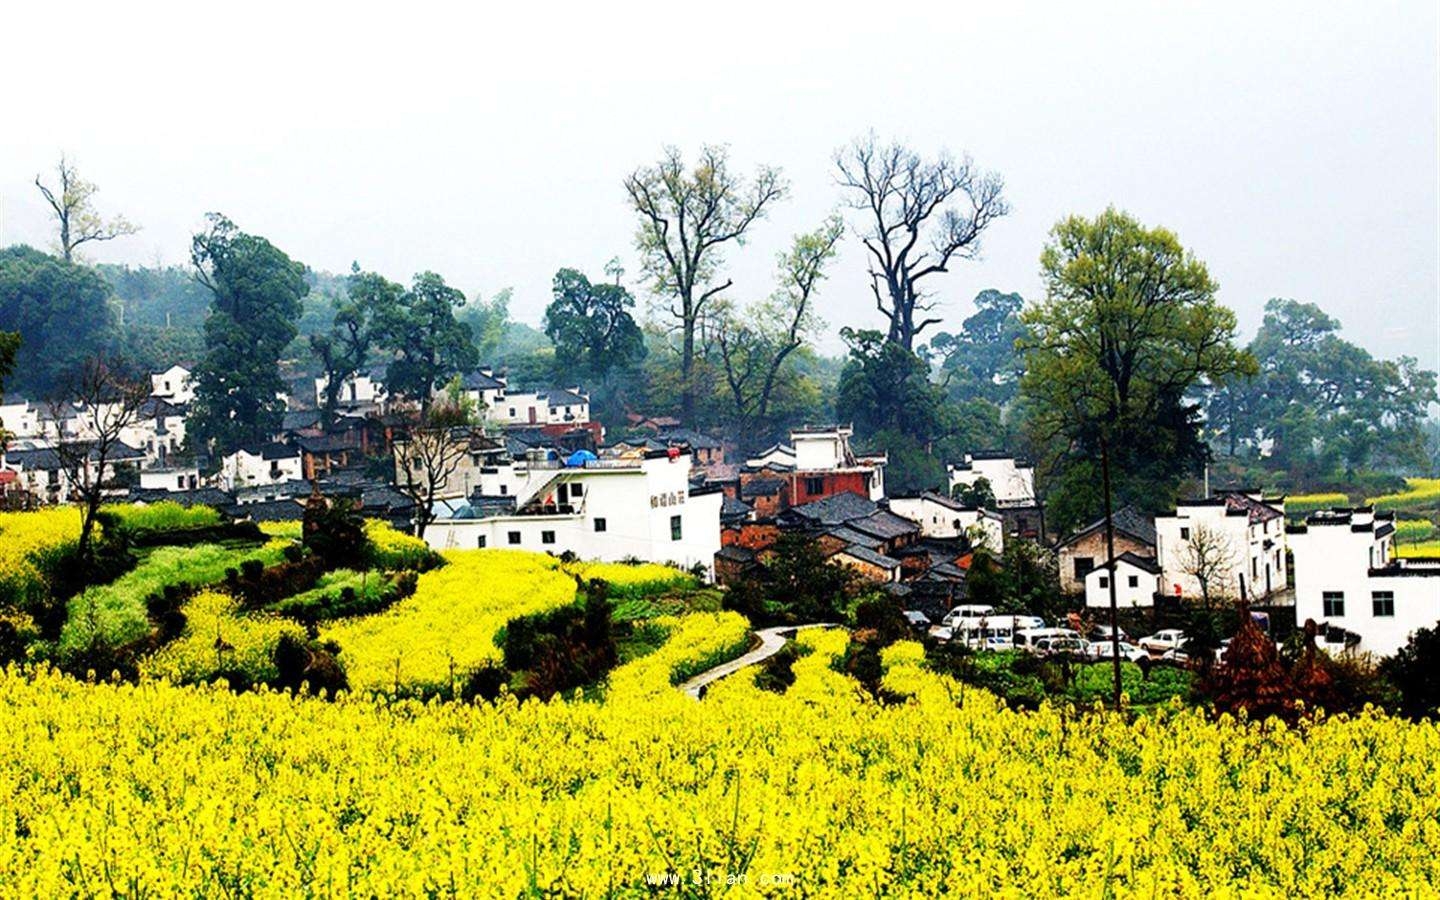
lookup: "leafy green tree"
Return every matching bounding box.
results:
[1019,208,1256,532]
[544,268,645,381]
[952,476,995,508]
[0,245,117,398]
[1206,298,1437,477]
[457,287,513,364]
[369,271,478,410]
[1381,624,1440,721]
[624,145,787,423]
[929,289,1027,406]
[310,265,382,428]
[712,217,843,450]
[188,215,308,453]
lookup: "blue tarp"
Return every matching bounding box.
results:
[564,449,598,467]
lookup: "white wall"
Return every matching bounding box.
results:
[1291,512,1436,657]
[1155,502,1287,600]
[889,496,1004,550]
[948,456,1036,506]
[139,467,200,492]
[150,366,194,404]
[1085,560,1159,608]
[219,450,304,491]
[0,402,40,439]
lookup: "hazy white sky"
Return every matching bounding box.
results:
[2,1,1436,367]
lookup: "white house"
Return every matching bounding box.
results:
[315,369,385,409]
[1085,552,1162,608]
[120,398,189,466]
[424,450,723,578]
[1,442,146,504]
[150,365,195,404]
[1290,508,1438,657]
[218,443,305,491]
[139,465,201,493]
[948,453,1036,506]
[488,388,591,427]
[451,369,508,416]
[1154,491,1288,601]
[0,400,42,440]
[888,491,1004,552]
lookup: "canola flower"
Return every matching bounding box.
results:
[1,611,1435,897]
[362,520,437,570]
[0,507,81,609]
[566,560,699,599]
[325,549,577,692]
[141,590,303,685]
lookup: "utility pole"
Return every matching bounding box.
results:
[1100,435,1123,709]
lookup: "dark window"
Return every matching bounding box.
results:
[805,477,825,495]
[1128,575,1139,588]
[670,515,682,541]
[1322,591,1345,618]
[1372,591,1394,617]
[477,535,487,548]
[541,530,556,545]
[1180,527,1190,541]
[594,518,607,532]
[1074,557,1095,580]
[500,484,508,495]
[507,531,521,545]
[571,483,583,497]
[1098,575,1109,589]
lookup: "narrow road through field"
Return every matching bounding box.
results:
[680,623,837,698]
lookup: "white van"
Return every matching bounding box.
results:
[941,605,996,628]
[1015,627,1082,653]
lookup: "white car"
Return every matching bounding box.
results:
[1138,630,1187,654]
[1084,640,1148,663]
[1033,636,1088,656]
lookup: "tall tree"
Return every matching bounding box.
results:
[369,271,477,410]
[458,287,514,364]
[392,393,479,539]
[624,145,786,423]
[34,156,139,262]
[311,266,380,429]
[48,358,150,576]
[1019,208,1254,707]
[835,134,1009,350]
[544,268,645,381]
[188,215,308,454]
[0,246,117,398]
[929,289,1027,406]
[1020,208,1256,529]
[713,217,844,450]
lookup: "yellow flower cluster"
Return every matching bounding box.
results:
[362,520,435,570]
[607,610,752,693]
[324,549,577,692]
[566,560,698,596]
[0,610,1438,896]
[0,507,80,607]
[140,591,303,685]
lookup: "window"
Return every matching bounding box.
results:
[499,484,508,495]
[805,476,825,495]
[1128,575,1139,588]
[1074,557,1095,580]
[670,515,682,541]
[1098,575,1110,589]
[508,408,516,417]
[594,518,607,532]
[477,535,487,548]
[507,531,521,545]
[541,530,556,545]
[570,483,583,497]
[1372,591,1395,617]
[1322,591,1345,618]
[1180,527,1190,541]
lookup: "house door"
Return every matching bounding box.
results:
[528,407,537,424]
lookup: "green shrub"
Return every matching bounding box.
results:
[269,569,403,622]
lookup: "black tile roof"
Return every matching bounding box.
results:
[784,491,878,526]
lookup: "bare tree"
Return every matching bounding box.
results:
[835,134,1008,350]
[48,359,150,575]
[624,145,787,423]
[1179,522,1239,608]
[34,156,140,262]
[392,397,477,539]
[713,216,843,449]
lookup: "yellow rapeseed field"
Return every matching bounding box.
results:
[324,549,578,692]
[1,617,1437,896]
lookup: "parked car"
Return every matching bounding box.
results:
[1015,627,1082,653]
[1084,640,1148,663]
[1088,623,1130,643]
[1161,647,1191,663]
[1033,636,1088,656]
[940,604,996,628]
[1138,630,1188,654]
[903,610,932,634]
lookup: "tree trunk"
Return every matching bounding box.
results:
[1101,436,1123,709]
[680,320,696,424]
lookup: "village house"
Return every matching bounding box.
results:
[1289,507,1438,657]
[138,465,201,493]
[391,428,509,500]
[1056,506,1158,595]
[314,366,386,410]
[0,399,41,440]
[1084,552,1163,609]
[947,452,1046,540]
[1154,491,1288,601]
[423,449,723,578]
[148,364,195,405]
[733,425,887,511]
[1,442,146,504]
[450,368,508,415]
[887,491,1005,552]
[218,443,305,492]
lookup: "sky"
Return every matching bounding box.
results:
[1,0,1436,368]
